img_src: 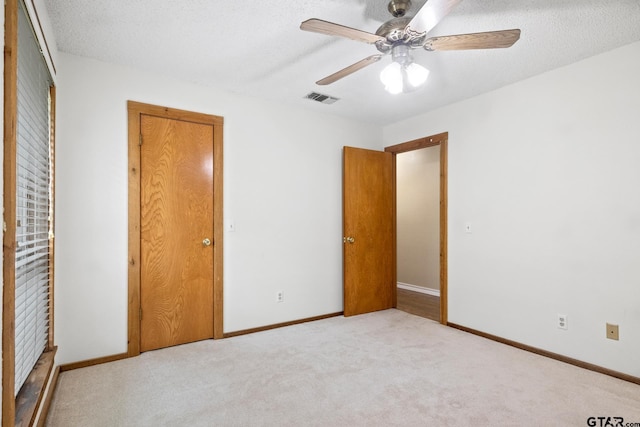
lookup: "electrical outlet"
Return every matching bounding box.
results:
[557,314,568,330]
[276,291,284,303]
[606,323,619,340]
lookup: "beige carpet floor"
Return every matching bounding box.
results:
[46,309,640,426]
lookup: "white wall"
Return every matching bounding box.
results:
[383,41,640,377]
[396,147,440,291]
[54,53,382,364]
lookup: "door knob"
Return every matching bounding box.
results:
[202,238,212,247]
[343,236,355,244]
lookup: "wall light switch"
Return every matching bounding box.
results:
[464,222,472,234]
[227,220,235,232]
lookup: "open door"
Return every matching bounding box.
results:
[343,147,395,316]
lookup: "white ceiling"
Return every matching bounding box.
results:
[43,0,640,125]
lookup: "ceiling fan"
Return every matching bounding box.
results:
[300,0,521,94]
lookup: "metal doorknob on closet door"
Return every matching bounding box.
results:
[343,237,355,244]
[202,238,211,247]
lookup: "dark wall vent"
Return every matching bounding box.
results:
[305,92,339,105]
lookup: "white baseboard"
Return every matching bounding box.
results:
[397,282,440,297]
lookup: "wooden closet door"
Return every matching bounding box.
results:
[140,114,214,351]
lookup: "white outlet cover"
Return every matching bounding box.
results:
[558,314,568,330]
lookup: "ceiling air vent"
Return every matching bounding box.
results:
[305,92,339,105]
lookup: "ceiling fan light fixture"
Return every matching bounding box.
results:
[380,45,429,94]
[406,62,430,87]
[380,62,403,94]
[302,0,522,89]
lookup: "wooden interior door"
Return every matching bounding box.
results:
[140,114,214,352]
[343,146,395,316]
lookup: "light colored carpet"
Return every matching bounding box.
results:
[46,309,640,426]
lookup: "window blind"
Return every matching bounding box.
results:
[14,1,54,395]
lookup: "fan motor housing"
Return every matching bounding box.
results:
[376,17,411,42]
[387,0,412,17]
[375,16,427,53]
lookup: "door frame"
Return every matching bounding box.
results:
[127,101,224,357]
[385,132,448,325]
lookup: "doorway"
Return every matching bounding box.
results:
[386,132,448,324]
[396,145,441,322]
[342,133,448,324]
[127,101,224,356]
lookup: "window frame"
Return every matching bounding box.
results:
[3,0,57,425]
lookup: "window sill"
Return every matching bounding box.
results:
[15,347,57,427]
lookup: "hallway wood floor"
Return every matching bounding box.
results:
[396,288,440,322]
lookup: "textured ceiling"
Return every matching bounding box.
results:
[43,0,640,125]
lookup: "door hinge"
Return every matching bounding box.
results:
[139,134,143,146]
